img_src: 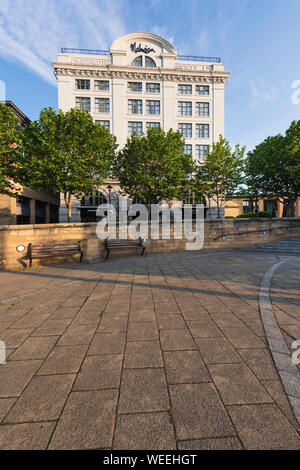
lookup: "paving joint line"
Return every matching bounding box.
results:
[259,257,300,427]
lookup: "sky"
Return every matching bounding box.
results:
[1,0,300,152]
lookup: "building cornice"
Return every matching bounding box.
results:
[52,62,230,84]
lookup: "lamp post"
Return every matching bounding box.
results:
[107,184,113,205]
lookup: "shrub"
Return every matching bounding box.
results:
[236,212,257,218]
[225,216,235,218]
[258,210,271,218]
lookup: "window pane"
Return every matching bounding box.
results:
[95,80,109,91]
[128,99,143,114]
[128,122,143,136]
[145,56,156,68]
[196,102,209,117]
[146,100,160,114]
[146,122,161,130]
[75,79,90,90]
[184,144,192,155]
[95,98,110,113]
[196,124,209,138]
[131,56,143,67]
[195,85,209,95]
[96,120,110,131]
[195,145,209,159]
[75,97,91,111]
[178,101,192,116]
[178,84,192,95]
[178,123,192,138]
[128,82,142,92]
[146,83,160,93]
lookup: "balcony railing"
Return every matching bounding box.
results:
[60,48,221,63]
[177,55,221,63]
[61,47,110,56]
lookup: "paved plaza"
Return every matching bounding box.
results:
[0,246,300,450]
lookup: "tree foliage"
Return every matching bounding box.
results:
[246,121,300,217]
[194,135,245,218]
[0,103,23,196]
[113,127,194,205]
[21,107,117,221]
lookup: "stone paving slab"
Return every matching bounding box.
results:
[0,249,299,449]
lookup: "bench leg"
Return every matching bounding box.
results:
[80,252,83,263]
[141,247,145,256]
[29,257,32,268]
[106,249,110,260]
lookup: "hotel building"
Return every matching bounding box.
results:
[52,32,230,221]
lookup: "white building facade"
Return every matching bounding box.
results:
[52,32,230,221]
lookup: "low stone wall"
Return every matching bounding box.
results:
[0,218,299,270]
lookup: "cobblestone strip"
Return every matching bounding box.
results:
[259,258,300,425]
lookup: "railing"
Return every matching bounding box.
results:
[60,48,221,63]
[177,55,221,63]
[60,47,110,56]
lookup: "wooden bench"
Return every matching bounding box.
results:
[27,241,83,267]
[105,238,145,259]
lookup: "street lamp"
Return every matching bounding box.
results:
[107,184,113,205]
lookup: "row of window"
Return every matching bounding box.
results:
[127,122,210,139]
[76,79,109,91]
[179,123,210,138]
[76,97,210,118]
[75,79,210,97]
[184,144,210,160]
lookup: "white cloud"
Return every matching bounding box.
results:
[151,26,174,46]
[0,0,126,86]
[250,78,279,105]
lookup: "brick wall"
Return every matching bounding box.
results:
[0,218,299,270]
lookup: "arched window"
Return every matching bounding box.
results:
[131,56,143,67]
[145,56,156,68]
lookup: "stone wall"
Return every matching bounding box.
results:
[0,218,299,270]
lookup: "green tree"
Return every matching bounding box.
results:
[113,127,194,205]
[21,107,117,222]
[194,135,245,218]
[0,103,23,196]
[246,124,300,217]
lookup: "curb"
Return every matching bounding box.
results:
[259,258,300,426]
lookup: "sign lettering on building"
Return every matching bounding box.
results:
[130,42,155,54]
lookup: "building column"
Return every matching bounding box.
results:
[46,203,50,223]
[29,199,35,224]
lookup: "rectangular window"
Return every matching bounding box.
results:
[128,121,143,136]
[178,84,192,95]
[178,123,192,138]
[128,99,142,114]
[196,102,209,117]
[75,79,90,90]
[146,83,160,93]
[184,144,192,155]
[195,144,209,160]
[96,120,110,131]
[95,80,109,91]
[75,97,91,112]
[146,100,160,114]
[128,82,142,92]
[178,101,192,116]
[146,122,161,130]
[95,98,110,113]
[196,124,209,138]
[195,85,210,95]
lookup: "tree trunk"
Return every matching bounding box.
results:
[64,192,72,223]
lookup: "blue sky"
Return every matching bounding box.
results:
[1,0,300,151]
